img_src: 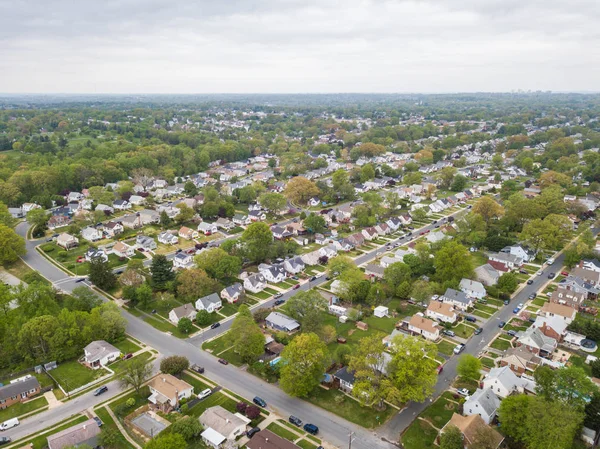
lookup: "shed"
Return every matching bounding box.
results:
[356,321,368,331]
[374,306,389,318]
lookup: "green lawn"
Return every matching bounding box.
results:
[304,387,396,429]
[452,323,475,339]
[437,340,456,356]
[110,387,151,418]
[474,304,497,314]
[472,309,492,319]
[297,440,319,449]
[110,352,152,375]
[0,396,48,422]
[480,357,497,369]
[216,348,244,366]
[266,423,301,441]
[490,337,512,351]
[253,290,273,300]
[113,338,142,354]
[569,355,592,376]
[181,372,213,393]
[185,391,241,418]
[95,407,131,449]
[419,395,458,428]
[401,419,439,449]
[532,297,547,307]
[264,287,279,295]
[51,360,110,391]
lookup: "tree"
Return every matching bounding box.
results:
[520,215,571,252]
[283,177,320,205]
[497,394,533,443]
[539,170,572,189]
[241,222,273,263]
[227,305,265,363]
[384,262,412,290]
[318,324,337,344]
[169,416,203,441]
[436,166,457,190]
[471,196,504,226]
[0,224,26,266]
[450,174,468,192]
[145,433,187,449]
[119,356,153,395]
[497,272,518,294]
[439,425,464,449]
[411,280,433,304]
[160,355,189,375]
[303,213,327,234]
[411,207,427,222]
[534,365,597,410]
[67,286,101,312]
[194,248,241,281]
[0,201,16,228]
[195,310,211,326]
[175,203,195,225]
[245,405,261,419]
[433,241,473,284]
[27,209,49,236]
[135,283,153,308]
[403,171,422,186]
[88,257,117,290]
[283,290,328,334]
[258,192,287,214]
[150,255,175,290]
[470,425,503,449]
[159,211,172,228]
[525,397,583,449]
[177,317,193,334]
[98,427,121,449]
[360,164,375,182]
[280,333,329,397]
[327,255,356,277]
[585,394,600,431]
[457,354,482,381]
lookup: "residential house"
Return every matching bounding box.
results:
[220,283,243,303]
[502,245,536,262]
[426,302,458,324]
[243,273,267,293]
[463,388,501,424]
[332,238,354,252]
[67,192,84,203]
[178,226,199,240]
[248,210,266,222]
[488,252,523,270]
[386,217,402,231]
[571,266,600,288]
[48,215,71,230]
[148,374,194,412]
[408,314,440,341]
[260,265,287,283]
[233,214,249,226]
[426,230,447,244]
[168,303,196,325]
[128,195,145,206]
[95,204,114,215]
[265,312,300,333]
[139,209,160,225]
[0,377,41,410]
[540,302,577,324]
[459,279,486,300]
[319,244,337,259]
[120,214,143,229]
[272,225,292,240]
[136,235,157,251]
[85,247,108,262]
[104,221,123,237]
[347,232,365,247]
[173,252,194,269]
[361,227,378,241]
[284,257,305,275]
[83,340,120,369]
[301,250,321,266]
[81,226,103,242]
[580,259,600,273]
[56,233,79,249]
[474,264,501,286]
[215,217,234,231]
[195,293,222,313]
[113,199,131,211]
[199,406,250,448]
[441,288,475,311]
[245,430,300,449]
[533,315,568,341]
[499,346,542,375]
[47,419,101,449]
[374,223,391,235]
[198,222,218,235]
[550,286,586,309]
[112,241,135,258]
[380,255,404,268]
[516,326,558,357]
[333,367,355,393]
[558,275,599,300]
[365,264,385,279]
[440,414,504,449]
[482,366,534,398]
[158,231,179,245]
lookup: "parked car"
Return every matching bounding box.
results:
[507,330,517,337]
[210,322,221,329]
[528,293,537,300]
[503,299,510,305]
[198,389,212,400]
[465,316,477,323]
[474,328,483,335]
[93,386,108,396]
[303,423,319,435]
[123,353,133,360]
[246,427,260,438]
[0,418,19,431]
[561,271,569,276]
[93,417,103,427]
[253,397,267,407]
[292,276,299,280]
[547,258,555,265]
[75,278,86,283]
[477,298,487,304]
[527,279,534,285]
[536,270,543,276]
[293,284,300,290]
[443,330,455,337]
[218,358,229,365]
[513,307,520,314]
[0,437,12,446]
[519,269,528,274]
[289,416,302,427]
[436,365,444,374]
[310,276,317,281]
[453,344,465,354]
[431,294,440,301]
[274,299,285,306]
[191,364,205,374]
[498,321,506,328]
[274,293,283,299]
[457,388,470,397]
[547,272,555,279]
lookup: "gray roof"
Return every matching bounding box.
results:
[197,293,221,309]
[517,326,557,352]
[0,377,40,401]
[84,340,119,363]
[464,388,500,417]
[223,283,243,298]
[246,273,266,287]
[171,303,195,319]
[266,312,300,331]
[47,418,101,449]
[442,288,470,304]
[334,366,355,385]
[459,279,486,295]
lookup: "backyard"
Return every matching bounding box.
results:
[50,360,110,391]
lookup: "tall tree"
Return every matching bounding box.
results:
[241,222,273,263]
[280,333,329,397]
[436,166,457,190]
[433,241,473,284]
[0,224,26,266]
[439,425,464,449]
[303,213,327,234]
[194,248,241,281]
[226,305,265,363]
[258,192,287,214]
[471,196,504,226]
[150,255,175,290]
[88,257,117,290]
[119,356,153,395]
[283,177,320,205]
[283,290,328,334]
[456,354,482,381]
[176,268,220,301]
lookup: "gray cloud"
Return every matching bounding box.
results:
[0,0,598,93]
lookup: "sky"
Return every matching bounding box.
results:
[1,0,599,94]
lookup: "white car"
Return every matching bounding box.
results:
[198,388,212,400]
[457,388,470,397]
[547,258,555,265]
[453,344,465,354]
[536,270,543,276]
[431,294,440,301]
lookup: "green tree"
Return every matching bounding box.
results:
[436,166,457,190]
[439,425,464,449]
[283,290,328,334]
[159,211,172,228]
[360,164,375,182]
[241,222,273,263]
[433,241,473,284]
[145,433,187,449]
[471,196,504,227]
[450,174,468,192]
[177,317,193,334]
[498,394,534,443]
[497,272,518,294]
[411,207,428,222]
[175,203,195,225]
[384,262,412,291]
[169,416,203,441]
[195,248,241,281]
[280,333,329,397]
[98,427,121,449]
[119,356,153,394]
[259,192,287,214]
[226,305,265,363]
[135,283,153,308]
[195,310,211,326]
[27,209,49,236]
[283,177,320,205]
[0,201,16,227]
[303,213,327,234]
[456,354,482,381]
[88,257,117,290]
[534,365,597,410]
[150,255,175,290]
[160,355,189,375]
[525,398,583,449]
[176,268,220,300]
[410,280,433,304]
[0,224,26,266]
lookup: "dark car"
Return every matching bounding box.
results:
[507,330,517,337]
[293,284,300,290]
[75,278,87,283]
[519,269,528,274]
[289,416,302,427]
[465,316,477,323]
[548,272,555,279]
[503,299,510,305]
[191,364,205,374]
[253,396,267,407]
[94,386,108,396]
[513,307,520,314]
[93,416,103,427]
[218,358,229,365]
[246,427,260,438]
[474,328,483,335]
[211,322,221,329]
[498,321,506,328]
[304,423,319,435]
[274,299,285,306]
[528,293,537,300]
[310,276,317,281]
[123,353,133,360]
[526,279,534,285]
[0,437,12,446]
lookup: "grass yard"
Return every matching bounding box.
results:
[141,314,191,338]
[452,323,475,339]
[486,298,504,307]
[110,387,151,418]
[202,333,232,354]
[490,337,512,351]
[472,309,492,320]
[253,290,273,300]
[437,340,457,356]
[569,355,593,376]
[113,338,142,354]
[185,391,240,418]
[0,396,48,422]
[304,387,396,429]
[297,440,319,449]
[480,357,497,369]
[401,419,439,449]
[216,348,244,366]
[266,423,301,442]
[474,304,497,314]
[419,395,458,428]
[51,360,109,391]
[94,407,131,449]
[110,352,152,375]
[470,251,489,268]
[532,297,547,307]
[181,372,214,393]
[3,258,51,285]
[264,287,279,295]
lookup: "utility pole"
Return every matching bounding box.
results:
[348,431,355,449]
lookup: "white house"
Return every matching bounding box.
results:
[158,231,179,245]
[135,235,157,251]
[374,306,389,318]
[408,314,440,341]
[178,226,198,240]
[168,303,196,324]
[503,245,536,262]
[83,340,120,369]
[259,265,287,283]
[195,293,222,313]
[482,366,534,399]
[112,241,135,258]
[128,195,145,206]
[283,257,305,275]
[81,227,103,242]
[199,406,250,447]
[85,247,108,262]
[103,221,123,238]
[463,388,501,425]
[197,222,217,235]
[220,283,243,303]
[113,199,131,211]
[426,302,458,324]
[56,232,79,249]
[173,252,194,269]
[243,273,267,293]
[459,279,487,300]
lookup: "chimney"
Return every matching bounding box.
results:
[162,377,166,383]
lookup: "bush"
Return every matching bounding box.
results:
[22,271,46,284]
[41,243,55,252]
[57,251,68,262]
[236,402,248,414]
[125,397,136,407]
[245,405,261,419]
[160,355,190,375]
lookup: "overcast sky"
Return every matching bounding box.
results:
[1,0,598,93]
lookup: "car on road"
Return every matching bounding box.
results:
[310,276,317,281]
[504,299,510,305]
[474,328,483,335]
[93,416,103,427]
[526,279,534,285]
[498,321,506,328]
[289,416,302,427]
[94,386,108,396]
[513,307,521,314]
[443,330,455,337]
[191,364,205,374]
[465,316,477,323]
[218,358,229,365]
[435,225,440,228]
[293,284,300,290]
[198,389,212,399]
[507,330,517,337]
[253,396,267,407]
[274,293,283,299]
[274,299,285,306]
[211,322,221,329]
[453,344,465,354]
[547,258,555,265]
[246,427,260,438]
[528,293,537,300]
[75,278,86,283]
[303,423,319,435]
[292,276,299,280]
[457,388,470,397]
[0,437,12,446]
[437,365,444,374]
[548,272,555,279]
[536,270,543,276]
